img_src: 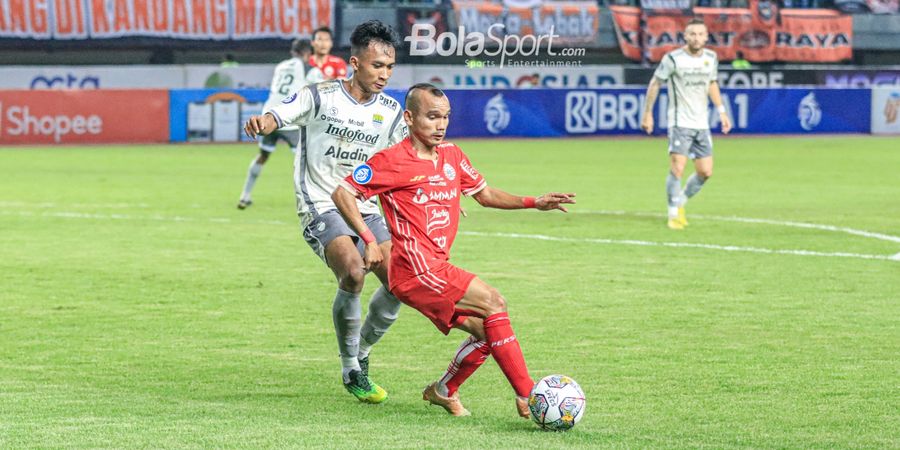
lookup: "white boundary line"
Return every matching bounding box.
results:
[2,209,897,262]
[575,209,900,244]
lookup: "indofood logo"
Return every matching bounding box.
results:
[484,94,510,134]
[798,92,822,131]
[324,123,379,145]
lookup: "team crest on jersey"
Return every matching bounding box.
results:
[413,188,428,204]
[373,114,384,127]
[330,107,338,116]
[443,163,456,181]
[353,164,374,184]
[282,93,297,104]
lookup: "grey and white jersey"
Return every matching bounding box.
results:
[653,48,718,130]
[267,80,408,216]
[262,57,323,131]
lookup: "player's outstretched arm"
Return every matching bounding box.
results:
[641,77,662,135]
[708,81,732,134]
[332,186,384,270]
[243,113,279,139]
[472,186,576,213]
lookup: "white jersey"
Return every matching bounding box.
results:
[262,57,325,130]
[653,47,718,130]
[268,80,408,216]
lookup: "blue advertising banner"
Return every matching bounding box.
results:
[168,87,871,142]
[440,88,871,138]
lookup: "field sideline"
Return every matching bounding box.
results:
[1,136,898,448]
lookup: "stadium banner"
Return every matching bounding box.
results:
[438,87,870,138]
[609,4,852,62]
[871,87,900,135]
[623,67,819,87]
[818,69,900,87]
[0,64,292,90]
[450,0,600,46]
[0,0,332,40]
[168,89,269,142]
[0,89,169,144]
[393,65,623,89]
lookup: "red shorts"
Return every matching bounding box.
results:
[391,262,478,335]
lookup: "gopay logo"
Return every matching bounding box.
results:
[405,24,564,68]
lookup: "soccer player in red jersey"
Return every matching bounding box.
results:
[332,83,575,418]
[309,26,348,80]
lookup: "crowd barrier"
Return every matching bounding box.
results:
[1,87,897,145]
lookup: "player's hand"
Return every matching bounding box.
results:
[640,114,654,135]
[243,114,270,139]
[363,243,384,271]
[720,113,733,135]
[536,192,576,213]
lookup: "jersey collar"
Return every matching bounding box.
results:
[339,80,378,107]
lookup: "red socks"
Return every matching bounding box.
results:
[483,312,534,398]
[438,336,490,397]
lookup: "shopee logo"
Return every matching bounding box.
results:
[0,103,103,143]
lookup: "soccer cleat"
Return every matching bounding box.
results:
[677,206,689,226]
[515,396,531,419]
[422,382,471,416]
[344,369,387,404]
[667,218,685,230]
[237,199,253,210]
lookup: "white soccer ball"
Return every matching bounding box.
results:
[528,374,586,431]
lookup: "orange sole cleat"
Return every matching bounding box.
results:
[422,382,471,417]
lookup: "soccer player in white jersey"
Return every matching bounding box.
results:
[238,38,324,209]
[243,21,408,404]
[641,18,733,230]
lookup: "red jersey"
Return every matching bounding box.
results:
[309,55,347,80]
[342,138,487,291]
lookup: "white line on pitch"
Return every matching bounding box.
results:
[575,209,900,244]
[3,210,896,263]
[459,231,897,262]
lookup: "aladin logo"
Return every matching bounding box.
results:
[797,92,822,131]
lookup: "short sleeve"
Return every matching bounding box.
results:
[387,118,408,147]
[267,84,317,128]
[709,54,719,82]
[458,150,487,196]
[653,54,675,81]
[341,151,399,200]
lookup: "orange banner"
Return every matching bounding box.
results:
[0,0,331,39]
[610,3,852,63]
[0,90,169,144]
[452,1,599,45]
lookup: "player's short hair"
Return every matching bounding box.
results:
[405,82,445,114]
[291,38,311,55]
[312,26,333,39]
[350,20,400,57]
[686,17,706,29]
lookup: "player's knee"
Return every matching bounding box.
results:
[483,288,507,315]
[340,267,367,291]
[257,152,270,164]
[698,169,712,179]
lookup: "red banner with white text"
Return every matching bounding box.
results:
[0,90,169,144]
[0,0,332,40]
[610,2,851,63]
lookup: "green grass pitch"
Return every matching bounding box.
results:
[1,136,898,448]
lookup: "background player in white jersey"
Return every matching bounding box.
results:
[640,18,732,230]
[237,38,324,210]
[243,21,407,404]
